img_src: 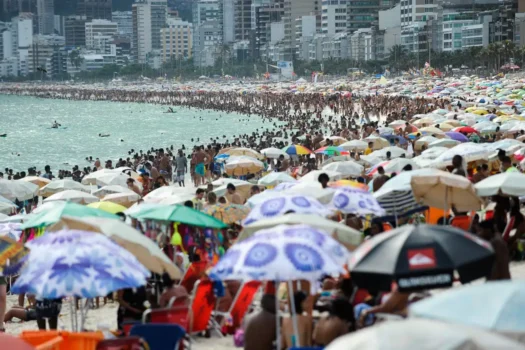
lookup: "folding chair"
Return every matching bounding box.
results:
[449,215,471,231]
[179,261,207,294]
[214,281,261,334]
[96,336,142,350]
[130,324,185,350]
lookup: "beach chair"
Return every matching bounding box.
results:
[215,281,261,333]
[35,336,63,350]
[179,261,207,293]
[290,347,324,350]
[96,336,142,350]
[449,215,471,231]
[130,324,186,350]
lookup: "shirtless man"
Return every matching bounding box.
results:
[193,146,208,186]
[159,150,171,182]
[476,219,511,280]
[226,183,244,204]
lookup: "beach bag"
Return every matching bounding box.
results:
[233,328,244,347]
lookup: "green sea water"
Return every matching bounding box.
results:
[0,95,270,173]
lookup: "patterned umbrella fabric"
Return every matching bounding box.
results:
[210,224,347,281]
[133,204,228,229]
[282,144,313,155]
[12,230,149,298]
[205,204,250,225]
[444,131,469,142]
[330,188,385,216]
[243,194,332,226]
[0,235,28,274]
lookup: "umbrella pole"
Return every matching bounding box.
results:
[69,297,75,331]
[80,298,91,331]
[275,280,281,350]
[287,280,301,348]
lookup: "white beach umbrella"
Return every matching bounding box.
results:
[95,173,131,187]
[39,179,89,197]
[364,135,390,149]
[428,138,461,149]
[92,185,136,198]
[389,119,407,127]
[258,172,297,187]
[43,190,99,205]
[340,140,368,151]
[143,186,195,203]
[81,168,118,185]
[102,192,141,207]
[325,319,525,350]
[322,161,364,177]
[260,147,290,159]
[20,176,51,189]
[414,136,438,150]
[475,172,525,197]
[284,181,335,204]
[370,146,407,160]
[299,170,342,182]
[431,143,490,168]
[224,156,264,176]
[0,179,39,201]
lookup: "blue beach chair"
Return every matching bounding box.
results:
[130,324,186,350]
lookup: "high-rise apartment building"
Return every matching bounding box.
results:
[192,0,221,26]
[160,18,192,62]
[85,19,118,49]
[65,15,87,46]
[321,0,347,35]
[347,0,394,32]
[112,11,133,37]
[283,0,319,60]
[192,0,222,63]
[254,0,284,56]
[132,0,167,63]
[37,0,54,34]
[77,0,113,21]
[235,0,252,41]
[223,0,235,43]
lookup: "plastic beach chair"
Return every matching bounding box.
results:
[449,215,471,231]
[179,261,207,293]
[96,336,142,350]
[216,281,261,333]
[130,324,185,350]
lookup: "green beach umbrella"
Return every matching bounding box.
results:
[133,205,228,229]
[21,202,119,230]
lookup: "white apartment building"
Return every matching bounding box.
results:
[0,57,19,77]
[13,14,33,75]
[350,27,374,61]
[112,11,133,37]
[85,20,118,49]
[321,0,347,36]
[194,20,222,67]
[160,18,192,62]
[192,0,222,60]
[132,0,167,63]
[37,0,55,35]
[2,28,14,59]
[294,15,317,55]
[400,0,441,27]
[441,12,491,51]
[28,34,65,74]
[283,0,319,60]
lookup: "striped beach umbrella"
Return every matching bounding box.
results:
[282,144,313,155]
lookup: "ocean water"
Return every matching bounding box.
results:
[0,95,270,173]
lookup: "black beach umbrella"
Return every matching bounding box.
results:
[348,224,494,292]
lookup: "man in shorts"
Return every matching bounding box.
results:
[173,150,187,187]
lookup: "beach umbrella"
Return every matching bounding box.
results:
[454,126,479,134]
[223,147,264,160]
[330,187,385,216]
[409,281,525,343]
[329,180,369,191]
[0,195,17,214]
[12,230,149,299]
[436,123,455,131]
[205,204,250,225]
[102,193,140,207]
[132,204,228,229]
[389,120,407,127]
[92,185,135,198]
[431,143,490,168]
[411,170,482,211]
[43,190,99,205]
[95,172,131,187]
[363,135,390,149]
[370,146,407,160]
[340,140,368,151]
[0,179,39,201]
[47,217,180,279]
[377,127,394,135]
[315,146,347,156]
[428,138,460,149]
[213,179,261,200]
[39,179,89,197]
[299,170,342,182]
[155,193,196,206]
[420,126,446,135]
[325,319,525,350]
[321,155,353,167]
[282,144,313,155]
[210,225,347,282]
[260,147,289,159]
[81,168,119,185]
[275,181,335,204]
[367,159,419,176]
[474,172,525,197]
[324,136,347,146]
[322,161,364,178]
[224,156,264,176]
[87,201,127,214]
[348,224,494,292]
[20,176,51,189]
[20,202,118,230]
[258,172,297,187]
[414,136,438,150]
[240,214,362,249]
[444,131,470,142]
[243,194,331,226]
[143,186,194,204]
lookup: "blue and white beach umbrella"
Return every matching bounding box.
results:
[210,224,347,281]
[12,230,150,298]
[243,194,332,225]
[330,188,385,216]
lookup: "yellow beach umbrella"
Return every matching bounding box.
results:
[87,201,127,214]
